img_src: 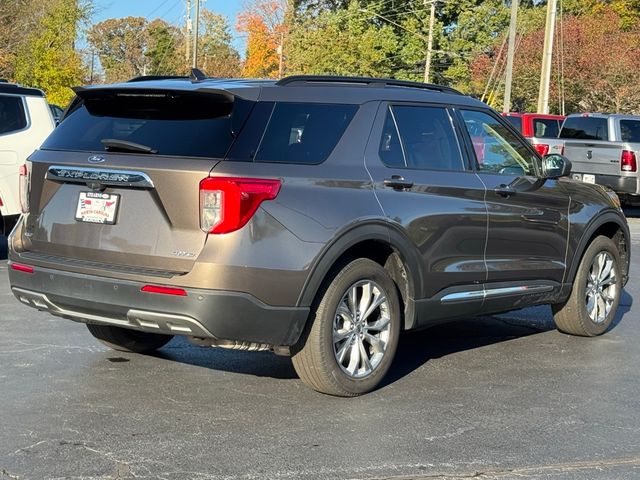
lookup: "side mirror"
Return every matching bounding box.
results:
[542,154,572,179]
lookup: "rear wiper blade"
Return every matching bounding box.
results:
[101,138,158,154]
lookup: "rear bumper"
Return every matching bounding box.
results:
[574,173,638,195]
[8,263,309,346]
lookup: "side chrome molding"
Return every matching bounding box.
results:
[441,285,554,304]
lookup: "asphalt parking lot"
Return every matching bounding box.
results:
[1,214,640,480]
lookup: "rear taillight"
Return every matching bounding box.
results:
[621,150,637,172]
[534,144,550,156]
[199,177,281,234]
[19,164,29,213]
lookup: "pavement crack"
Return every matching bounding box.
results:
[1,469,21,480]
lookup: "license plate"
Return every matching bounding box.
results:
[75,192,120,225]
[582,174,596,184]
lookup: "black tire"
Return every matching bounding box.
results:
[291,258,401,397]
[86,324,173,353]
[552,235,622,337]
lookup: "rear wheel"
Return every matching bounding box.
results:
[86,324,173,353]
[552,236,622,336]
[292,258,401,397]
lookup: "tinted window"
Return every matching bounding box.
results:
[42,91,246,158]
[620,120,640,143]
[533,118,561,138]
[504,115,522,133]
[560,116,608,140]
[461,110,538,176]
[255,103,357,164]
[0,95,27,135]
[380,105,464,171]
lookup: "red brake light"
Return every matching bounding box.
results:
[622,150,637,172]
[199,177,281,234]
[534,144,550,156]
[19,164,29,213]
[141,285,187,296]
[11,263,34,274]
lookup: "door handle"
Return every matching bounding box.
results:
[494,184,516,197]
[383,175,414,190]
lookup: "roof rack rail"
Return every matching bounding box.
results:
[275,75,462,95]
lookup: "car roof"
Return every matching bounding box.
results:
[0,82,45,97]
[79,74,487,108]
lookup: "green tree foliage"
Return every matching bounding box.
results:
[286,1,398,77]
[13,0,88,105]
[198,10,241,77]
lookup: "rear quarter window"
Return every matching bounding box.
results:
[560,117,608,140]
[0,95,27,135]
[254,103,358,164]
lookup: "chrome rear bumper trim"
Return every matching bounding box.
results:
[12,287,215,338]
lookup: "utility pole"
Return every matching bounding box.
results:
[537,0,557,114]
[89,51,95,84]
[185,0,191,66]
[277,32,285,79]
[192,0,200,68]
[503,0,518,113]
[424,0,436,83]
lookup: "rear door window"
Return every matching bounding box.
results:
[533,118,561,138]
[620,120,640,143]
[254,103,357,164]
[560,117,608,140]
[0,95,27,135]
[378,105,465,171]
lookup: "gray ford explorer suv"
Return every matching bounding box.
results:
[7,73,630,396]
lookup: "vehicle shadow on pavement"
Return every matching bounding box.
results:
[151,294,632,387]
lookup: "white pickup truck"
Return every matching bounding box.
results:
[560,113,640,203]
[0,82,55,235]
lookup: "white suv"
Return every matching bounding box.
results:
[0,82,55,234]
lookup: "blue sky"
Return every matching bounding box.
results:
[91,0,245,51]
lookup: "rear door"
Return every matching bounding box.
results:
[456,108,569,302]
[365,103,488,322]
[21,87,248,276]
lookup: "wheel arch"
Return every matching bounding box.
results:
[297,220,424,330]
[567,210,630,286]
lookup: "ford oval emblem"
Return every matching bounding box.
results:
[88,155,106,164]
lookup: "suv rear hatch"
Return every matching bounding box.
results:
[19,85,253,277]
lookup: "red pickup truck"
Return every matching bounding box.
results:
[501,112,565,156]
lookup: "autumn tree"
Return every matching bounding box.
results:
[198,10,241,77]
[13,0,89,105]
[236,0,287,78]
[286,1,397,77]
[470,7,640,114]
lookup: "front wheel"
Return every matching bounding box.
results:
[292,258,401,397]
[552,235,622,336]
[86,324,174,353]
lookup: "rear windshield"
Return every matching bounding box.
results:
[620,120,640,143]
[42,90,248,158]
[504,116,522,133]
[560,116,608,140]
[533,118,561,138]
